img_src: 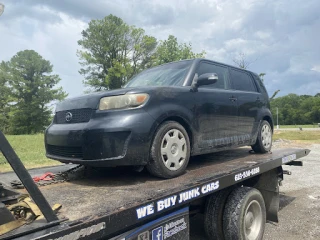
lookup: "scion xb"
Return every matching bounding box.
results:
[45,59,273,178]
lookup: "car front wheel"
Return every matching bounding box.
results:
[146,121,190,178]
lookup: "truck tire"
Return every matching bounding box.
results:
[146,121,190,178]
[223,187,266,240]
[251,120,272,153]
[204,187,234,240]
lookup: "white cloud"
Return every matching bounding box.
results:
[0,0,319,97]
[311,65,320,72]
[0,5,87,97]
[254,31,271,40]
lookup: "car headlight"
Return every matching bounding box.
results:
[99,93,149,111]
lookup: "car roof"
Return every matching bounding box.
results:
[192,58,259,75]
[158,58,259,76]
[149,58,260,78]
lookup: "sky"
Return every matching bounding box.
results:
[0,0,319,98]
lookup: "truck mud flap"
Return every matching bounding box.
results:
[244,167,283,222]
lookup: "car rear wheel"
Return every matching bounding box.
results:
[146,121,190,178]
[251,120,272,153]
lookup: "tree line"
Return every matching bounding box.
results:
[0,15,205,134]
[271,93,320,125]
[1,14,318,134]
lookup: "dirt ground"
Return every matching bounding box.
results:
[190,141,320,240]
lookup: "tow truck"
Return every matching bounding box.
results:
[0,131,310,240]
[0,5,312,239]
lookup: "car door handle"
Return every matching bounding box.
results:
[229,96,237,102]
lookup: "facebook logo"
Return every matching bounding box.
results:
[152,226,163,240]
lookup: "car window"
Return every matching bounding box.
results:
[252,74,267,94]
[230,69,257,92]
[196,62,229,89]
[125,60,192,88]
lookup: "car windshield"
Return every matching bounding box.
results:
[125,60,192,88]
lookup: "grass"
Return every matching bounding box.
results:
[1,130,319,172]
[0,134,60,172]
[273,130,320,143]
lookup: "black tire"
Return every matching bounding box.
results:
[251,120,272,153]
[146,121,190,178]
[223,187,266,240]
[204,187,234,240]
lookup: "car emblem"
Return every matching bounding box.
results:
[65,112,73,122]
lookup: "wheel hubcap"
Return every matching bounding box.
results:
[245,212,254,228]
[244,200,263,240]
[161,129,187,171]
[261,124,272,149]
[170,144,178,154]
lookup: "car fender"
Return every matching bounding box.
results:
[145,102,196,152]
[257,107,274,128]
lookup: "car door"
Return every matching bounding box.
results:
[229,68,261,144]
[194,61,238,150]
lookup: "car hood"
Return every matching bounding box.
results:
[55,88,130,111]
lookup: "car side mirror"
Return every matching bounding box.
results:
[191,73,218,92]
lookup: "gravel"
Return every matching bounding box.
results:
[264,143,320,240]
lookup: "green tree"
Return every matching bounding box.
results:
[130,28,157,77]
[152,35,206,66]
[0,62,12,133]
[78,15,157,91]
[271,93,320,125]
[269,90,280,100]
[0,50,67,134]
[259,73,266,81]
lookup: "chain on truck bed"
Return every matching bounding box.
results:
[10,165,86,188]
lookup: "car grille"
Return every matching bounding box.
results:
[47,145,83,159]
[55,108,93,124]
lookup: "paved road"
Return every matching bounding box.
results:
[276,128,320,131]
[190,143,320,239]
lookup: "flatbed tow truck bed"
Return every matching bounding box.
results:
[0,131,310,240]
[27,148,309,222]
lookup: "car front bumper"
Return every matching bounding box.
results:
[45,109,157,167]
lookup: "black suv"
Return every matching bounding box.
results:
[45,59,273,178]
